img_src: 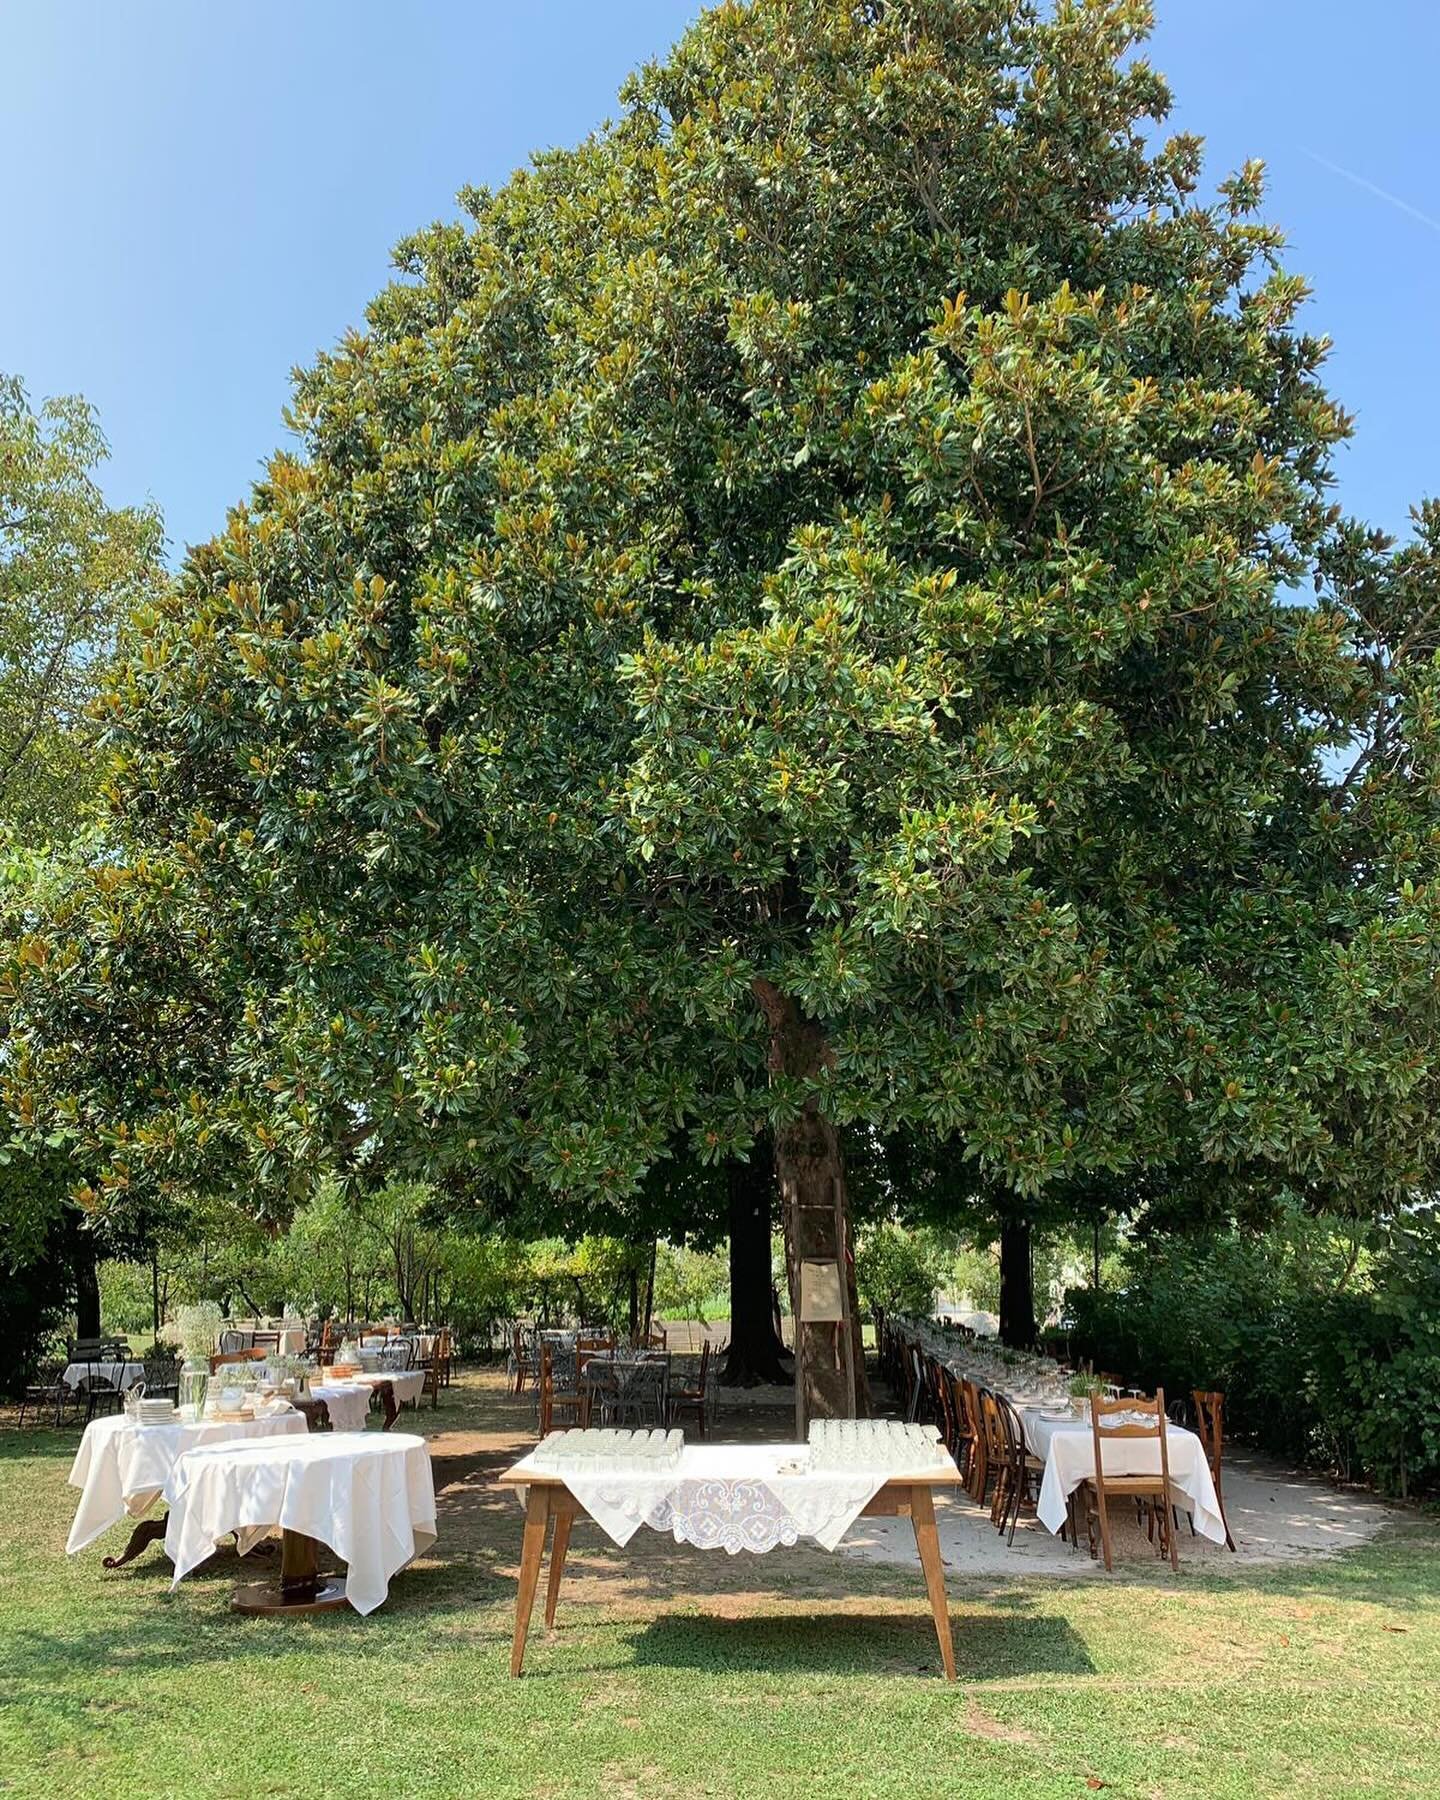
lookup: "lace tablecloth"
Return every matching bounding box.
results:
[1021,1410,1227,1542]
[510,1443,923,1554]
[163,1431,436,1614]
[66,1409,307,1552]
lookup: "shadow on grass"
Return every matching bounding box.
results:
[605,1608,1096,1682]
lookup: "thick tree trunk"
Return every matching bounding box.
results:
[721,1147,791,1387]
[998,1219,1036,1348]
[753,978,870,1426]
[73,1234,101,1340]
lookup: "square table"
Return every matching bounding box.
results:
[498,1440,965,1679]
[1020,1408,1227,1543]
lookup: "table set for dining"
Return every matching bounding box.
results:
[66,1386,438,1612]
[884,1315,1230,1556]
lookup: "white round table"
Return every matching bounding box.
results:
[163,1431,437,1614]
[67,1408,308,1564]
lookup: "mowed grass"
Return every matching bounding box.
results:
[1,1374,1437,1800]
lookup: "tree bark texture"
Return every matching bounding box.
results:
[999,1219,1036,1348]
[720,1145,791,1387]
[752,979,869,1425]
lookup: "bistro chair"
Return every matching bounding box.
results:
[142,1349,181,1405]
[961,1379,989,1506]
[668,1340,712,1437]
[945,1370,977,1485]
[1080,1389,1179,1573]
[81,1359,128,1425]
[536,1339,586,1437]
[992,1394,1045,1546]
[508,1324,539,1394]
[414,1341,442,1411]
[18,1362,73,1429]
[616,1357,669,1429]
[1191,1390,1237,1552]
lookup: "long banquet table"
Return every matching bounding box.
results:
[498,1441,965,1679]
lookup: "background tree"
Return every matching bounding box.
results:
[0,374,163,841]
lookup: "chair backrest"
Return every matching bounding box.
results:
[979,1388,1007,1465]
[209,1347,267,1374]
[1191,1390,1225,1481]
[696,1339,711,1386]
[577,1333,615,1355]
[945,1372,972,1441]
[218,1329,251,1355]
[960,1378,984,1446]
[1090,1389,1172,1499]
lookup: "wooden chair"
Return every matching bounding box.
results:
[1192,1390,1237,1552]
[668,1341,712,1437]
[412,1342,442,1411]
[978,1390,1012,1527]
[961,1379,988,1505]
[1080,1389,1178,1573]
[944,1372,976,1485]
[537,1340,586,1437]
[508,1324,539,1395]
[208,1347,267,1375]
[437,1327,454,1389]
[992,1394,1045,1546]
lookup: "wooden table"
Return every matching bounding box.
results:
[497,1453,964,1680]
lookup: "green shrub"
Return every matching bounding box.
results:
[1063,1223,1440,1496]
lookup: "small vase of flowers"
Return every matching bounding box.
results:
[1067,1371,1105,1419]
[176,1302,222,1417]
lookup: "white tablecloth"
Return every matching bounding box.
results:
[62,1360,146,1393]
[1022,1410,1227,1542]
[364,1369,424,1407]
[66,1409,308,1552]
[308,1380,374,1431]
[163,1432,437,1614]
[512,1442,946,1554]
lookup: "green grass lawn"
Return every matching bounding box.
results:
[2,1373,1437,1799]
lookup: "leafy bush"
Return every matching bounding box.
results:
[1063,1221,1440,1496]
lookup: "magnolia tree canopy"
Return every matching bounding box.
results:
[6,0,1440,1409]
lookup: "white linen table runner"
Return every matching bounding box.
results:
[511,1442,950,1554]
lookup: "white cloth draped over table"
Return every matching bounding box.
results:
[307,1379,373,1431]
[1022,1411,1228,1543]
[511,1443,913,1554]
[66,1410,307,1553]
[62,1360,146,1393]
[163,1431,437,1615]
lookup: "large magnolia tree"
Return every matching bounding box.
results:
[7,0,1440,1413]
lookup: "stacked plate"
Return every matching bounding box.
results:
[134,1397,179,1425]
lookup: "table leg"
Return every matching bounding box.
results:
[510,1486,550,1676]
[544,1506,572,1628]
[102,1515,169,1571]
[909,1486,957,1682]
[232,1529,348,1614]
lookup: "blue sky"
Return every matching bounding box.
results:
[3,1,1437,559]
